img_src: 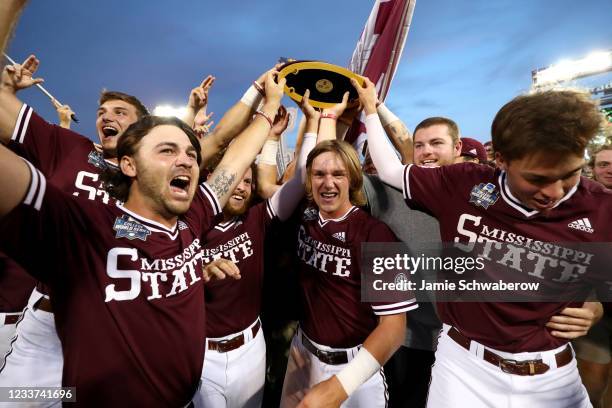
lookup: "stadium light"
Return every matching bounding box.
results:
[152,105,188,119]
[532,50,612,88]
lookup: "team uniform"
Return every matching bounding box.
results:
[363,174,441,408]
[0,160,222,407]
[0,104,124,405]
[280,206,418,408]
[193,200,277,408]
[0,254,35,357]
[400,162,611,407]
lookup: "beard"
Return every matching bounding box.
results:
[135,161,192,217]
[223,194,251,217]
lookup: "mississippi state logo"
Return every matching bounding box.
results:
[469,183,499,209]
[303,207,318,221]
[87,150,108,170]
[113,215,151,241]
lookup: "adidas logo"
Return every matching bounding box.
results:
[178,221,189,231]
[568,218,594,233]
[332,232,346,242]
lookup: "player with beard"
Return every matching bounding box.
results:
[0,54,286,407]
[195,95,321,408]
[358,76,610,407]
[0,52,280,404]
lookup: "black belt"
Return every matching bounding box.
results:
[300,333,350,365]
[207,320,261,353]
[448,327,573,376]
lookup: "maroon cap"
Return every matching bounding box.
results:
[460,137,487,163]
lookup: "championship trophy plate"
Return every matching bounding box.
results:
[278,61,365,109]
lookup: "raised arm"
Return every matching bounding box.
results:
[52,98,75,129]
[198,66,279,169]
[256,105,289,199]
[182,75,214,127]
[206,71,285,208]
[0,127,30,217]
[377,104,413,164]
[0,0,27,59]
[267,91,320,221]
[352,78,404,189]
[0,54,44,144]
[317,91,349,142]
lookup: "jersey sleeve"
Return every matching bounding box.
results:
[403,163,487,217]
[366,220,418,316]
[8,104,91,176]
[0,160,87,284]
[183,182,224,236]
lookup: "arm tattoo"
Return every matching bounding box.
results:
[208,168,236,200]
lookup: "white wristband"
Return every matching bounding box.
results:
[259,140,279,165]
[240,85,264,109]
[335,348,381,396]
[377,103,400,127]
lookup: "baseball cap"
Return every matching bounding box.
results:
[460,138,487,163]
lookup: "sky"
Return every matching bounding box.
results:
[6,0,612,148]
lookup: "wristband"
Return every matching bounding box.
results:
[240,85,264,109]
[377,103,400,127]
[255,110,274,128]
[253,81,265,96]
[321,113,338,121]
[259,140,279,165]
[335,348,380,396]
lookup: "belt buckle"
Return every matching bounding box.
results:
[215,337,236,353]
[499,359,540,375]
[499,358,519,374]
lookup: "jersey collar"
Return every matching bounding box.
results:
[317,206,358,227]
[116,203,179,239]
[498,171,579,218]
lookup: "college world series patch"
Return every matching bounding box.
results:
[113,215,151,241]
[469,182,499,209]
[87,150,108,170]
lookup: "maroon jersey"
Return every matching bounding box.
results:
[6,104,118,301]
[203,200,276,337]
[403,163,612,352]
[297,206,418,348]
[10,104,116,203]
[0,253,35,312]
[0,163,222,407]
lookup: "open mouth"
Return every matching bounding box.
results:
[170,175,191,196]
[320,192,338,200]
[231,194,245,201]
[420,159,438,167]
[102,126,119,137]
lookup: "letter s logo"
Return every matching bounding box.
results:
[105,247,141,302]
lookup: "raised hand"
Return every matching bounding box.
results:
[1,54,44,92]
[299,89,321,121]
[351,77,378,115]
[270,105,289,139]
[263,70,285,107]
[254,63,285,95]
[321,91,349,118]
[52,98,75,129]
[188,75,215,112]
[193,110,215,139]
